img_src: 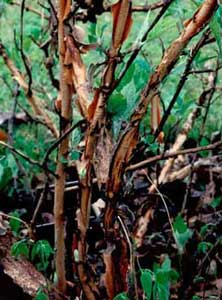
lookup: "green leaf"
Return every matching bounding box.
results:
[169,269,180,283]
[31,240,53,271]
[197,242,213,254]
[59,156,68,164]
[156,283,170,300]
[0,164,4,182]
[113,292,129,300]
[161,256,171,272]
[35,288,49,300]
[200,137,209,157]
[200,224,209,237]
[194,276,205,284]
[107,93,127,116]
[88,22,97,43]
[70,150,80,161]
[140,269,153,300]
[27,25,41,39]
[210,196,222,208]
[156,270,170,285]
[7,153,18,177]
[0,166,12,190]
[9,211,21,236]
[173,215,193,252]
[173,215,188,234]
[11,239,29,258]
[210,7,222,60]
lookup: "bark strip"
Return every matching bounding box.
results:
[106,0,218,229]
[54,0,73,293]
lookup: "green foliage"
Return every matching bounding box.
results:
[113,292,129,300]
[107,93,127,116]
[0,2,222,298]
[210,6,222,60]
[140,269,153,300]
[200,137,210,157]
[9,210,22,236]
[173,215,193,253]
[35,287,49,300]
[11,239,53,272]
[197,241,213,254]
[0,0,221,199]
[11,239,30,259]
[210,196,222,209]
[70,150,80,161]
[140,256,179,300]
[0,153,18,191]
[31,240,54,271]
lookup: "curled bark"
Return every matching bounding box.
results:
[106,0,218,230]
[54,0,73,293]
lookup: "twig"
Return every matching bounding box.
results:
[10,0,48,19]
[0,211,30,231]
[112,0,174,92]
[47,0,58,25]
[42,119,86,167]
[149,62,219,193]
[106,0,219,231]
[75,1,168,22]
[132,1,167,12]
[20,0,33,97]
[0,41,59,138]
[36,178,98,192]
[199,60,219,142]
[0,141,57,177]
[166,156,221,182]
[126,141,222,172]
[154,29,210,140]
[30,177,49,228]
[142,171,178,250]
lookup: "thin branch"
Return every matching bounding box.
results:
[0,141,57,177]
[166,155,222,182]
[0,211,30,231]
[30,177,49,228]
[132,1,166,12]
[10,0,48,19]
[141,171,179,251]
[42,119,86,166]
[75,1,167,22]
[154,29,211,140]
[149,62,219,193]
[0,41,59,138]
[107,0,219,201]
[112,0,174,92]
[20,0,33,97]
[126,140,222,172]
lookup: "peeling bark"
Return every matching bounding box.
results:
[54,0,73,293]
[107,0,218,209]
